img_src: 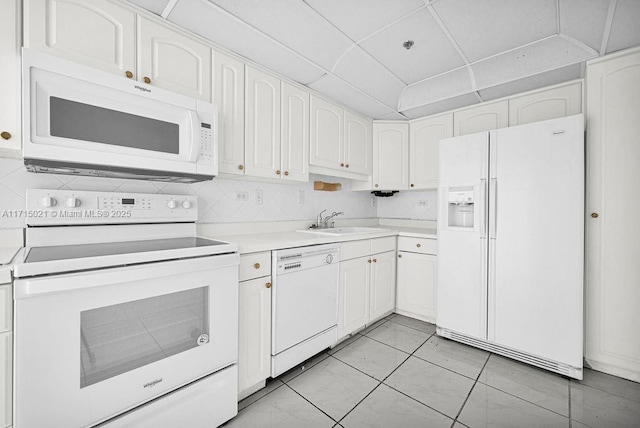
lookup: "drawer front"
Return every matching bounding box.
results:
[0,284,10,334]
[239,252,271,282]
[340,240,371,261]
[371,236,396,255]
[397,236,437,255]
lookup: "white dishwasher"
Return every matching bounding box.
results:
[271,243,340,377]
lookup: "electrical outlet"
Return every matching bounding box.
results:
[255,189,263,205]
[371,198,377,207]
[418,200,429,206]
[297,190,305,204]
[235,191,249,202]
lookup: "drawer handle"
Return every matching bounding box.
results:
[340,163,345,167]
[238,164,244,170]
[368,259,372,264]
[276,170,281,175]
[284,171,289,176]
[1,131,11,140]
[345,163,349,168]
[410,184,414,188]
[373,258,377,263]
[416,243,421,248]
[143,76,152,84]
[124,70,133,79]
[591,213,599,218]
[254,263,261,269]
[398,254,402,258]
[265,282,271,289]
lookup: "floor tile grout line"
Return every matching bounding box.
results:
[571,378,640,403]
[452,351,491,424]
[386,317,438,334]
[360,331,433,355]
[282,382,342,424]
[236,380,286,414]
[335,381,385,425]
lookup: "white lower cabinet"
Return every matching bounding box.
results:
[338,237,396,340]
[237,252,271,399]
[396,253,437,323]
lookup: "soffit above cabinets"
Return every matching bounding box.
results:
[128,0,640,120]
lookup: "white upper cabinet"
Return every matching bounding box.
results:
[409,113,453,190]
[508,81,582,126]
[310,95,344,170]
[214,51,245,175]
[245,66,281,180]
[25,0,136,78]
[281,82,310,182]
[344,111,372,176]
[310,95,371,179]
[453,99,508,136]
[372,122,409,191]
[137,16,211,101]
[0,0,22,156]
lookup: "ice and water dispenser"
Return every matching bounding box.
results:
[447,188,474,228]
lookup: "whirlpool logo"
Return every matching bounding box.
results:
[134,85,151,93]
[143,378,163,389]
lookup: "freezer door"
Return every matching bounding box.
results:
[437,132,489,340]
[488,114,584,367]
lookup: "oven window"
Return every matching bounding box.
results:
[50,97,180,154]
[80,287,209,388]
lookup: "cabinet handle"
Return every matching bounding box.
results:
[276,169,281,175]
[0,131,11,140]
[254,263,260,269]
[284,171,289,176]
[374,184,379,188]
[143,76,152,84]
[398,254,402,258]
[340,163,345,167]
[345,164,350,168]
[124,70,133,79]
[238,164,244,170]
[416,243,421,248]
[373,258,377,263]
[265,282,272,289]
[368,259,372,264]
[591,213,599,218]
[410,184,414,188]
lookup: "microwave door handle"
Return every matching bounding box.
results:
[187,111,200,162]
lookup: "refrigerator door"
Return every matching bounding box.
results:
[437,132,489,340]
[488,114,584,367]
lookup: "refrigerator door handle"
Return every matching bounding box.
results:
[480,179,487,239]
[489,178,497,239]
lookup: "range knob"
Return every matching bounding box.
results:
[182,200,192,209]
[167,200,178,209]
[40,196,57,207]
[65,197,81,208]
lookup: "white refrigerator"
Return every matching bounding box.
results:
[436,114,584,379]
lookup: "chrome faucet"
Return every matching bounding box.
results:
[316,210,344,228]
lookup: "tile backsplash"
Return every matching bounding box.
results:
[0,157,438,228]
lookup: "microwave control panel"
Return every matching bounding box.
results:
[199,122,215,164]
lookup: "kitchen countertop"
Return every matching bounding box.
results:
[205,226,436,254]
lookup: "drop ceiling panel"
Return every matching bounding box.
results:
[606,0,640,53]
[432,0,557,62]
[478,63,583,101]
[399,67,474,111]
[127,0,171,16]
[207,0,353,70]
[167,0,324,84]
[559,0,609,52]
[361,8,464,84]
[333,46,406,108]
[309,75,392,118]
[305,0,425,42]
[402,93,480,119]
[472,36,594,90]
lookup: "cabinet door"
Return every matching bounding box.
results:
[409,113,453,190]
[0,0,21,155]
[344,110,372,176]
[238,277,271,395]
[281,82,309,182]
[25,0,135,77]
[0,332,11,428]
[373,123,409,190]
[585,47,640,381]
[310,95,343,170]
[338,257,370,338]
[369,251,396,322]
[213,51,245,175]
[137,16,211,101]
[508,81,582,126]
[396,252,437,323]
[453,100,508,136]
[245,66,282,179]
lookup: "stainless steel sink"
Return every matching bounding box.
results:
[297,226,389,236]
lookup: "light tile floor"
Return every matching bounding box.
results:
[224,314,640,428]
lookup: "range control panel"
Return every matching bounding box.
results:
[25,189,197,226]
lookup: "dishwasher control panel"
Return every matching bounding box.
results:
[273,244,340,275]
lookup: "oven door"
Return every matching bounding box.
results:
[14,253,238,428]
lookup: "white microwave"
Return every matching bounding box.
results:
[22,49,218,183]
